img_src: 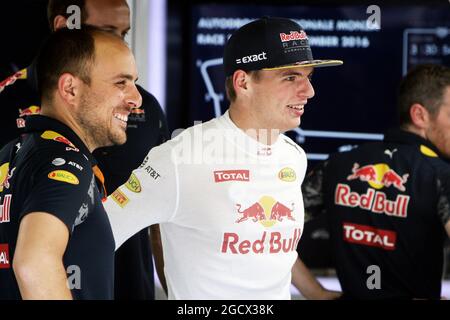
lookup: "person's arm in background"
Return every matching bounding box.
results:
[150,224,167,295]
[294,160,340,299]
[149,93,170,296]
[291,257,341,300]
[13,212,72,300]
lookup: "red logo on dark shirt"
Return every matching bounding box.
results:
[0,244,10,269]
[343,222,397,250]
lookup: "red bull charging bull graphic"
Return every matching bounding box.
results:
[347,163,409,192]
[221,196,301,255]
[16,106,41,128]
[40,131,79,152]
[235,197,295,225]
[336,163,410,218]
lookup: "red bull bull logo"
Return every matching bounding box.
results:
[18,106,41,117]
[347,163,409,192]
[16,106,41,128]
[40,131,79,152]
[235,196,295,227]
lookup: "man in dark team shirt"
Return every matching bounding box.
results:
[0,27,141,299]
[0,0,168,299]
[302,64,450,299]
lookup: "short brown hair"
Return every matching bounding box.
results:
[225,70,261,103]
[36,26,121,104]
[398,64,450,127]
[47,0,88,31]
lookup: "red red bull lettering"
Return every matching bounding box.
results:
[235,203,265,223]
[16,118,25,129]
[214,170,250,183]
[343,222,397,250]
[335,184,409,218]
[221,228,302,254]
[0,194,11,224]
[279,31,308,42]
[0,244,10,269]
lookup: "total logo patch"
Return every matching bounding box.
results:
[125,173,142,193]
[48,170,79,185]
[214,170,249,183]
[278,167,296,182]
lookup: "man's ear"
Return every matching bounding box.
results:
[233,70,252,99]
[409,103,430,130]
[57,73,81,106]
[53,15,68,31]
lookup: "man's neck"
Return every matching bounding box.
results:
[40,106,97,152]
[228,106,280,146]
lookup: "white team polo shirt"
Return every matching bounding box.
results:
[104,111,307,299]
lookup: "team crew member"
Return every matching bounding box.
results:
[0,27,141,299]
[302,64,450,299]
[0,0,169,299]
[104,17,342,299]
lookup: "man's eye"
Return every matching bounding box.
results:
[285,76,296,81]
[116,81,126,86]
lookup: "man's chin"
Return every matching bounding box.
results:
[108,132,127,147]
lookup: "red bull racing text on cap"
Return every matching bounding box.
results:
[223,17,343,76]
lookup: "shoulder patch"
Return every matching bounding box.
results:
[41,131,79,152]
[420,145,438,158]
[111,189,129,207]
[278,167,296,182]
[48,170,79,185]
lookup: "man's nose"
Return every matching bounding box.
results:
[126,84,142,110]
[302,77,315,99]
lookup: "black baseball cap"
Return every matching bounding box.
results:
[223,17,343,76]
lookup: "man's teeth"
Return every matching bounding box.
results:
[287,104,304,110]
[114,113,128,122]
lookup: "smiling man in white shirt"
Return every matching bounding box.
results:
[104,17,342,299]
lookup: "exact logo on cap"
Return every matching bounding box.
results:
[236,52,267,65]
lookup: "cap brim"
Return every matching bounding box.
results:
[263,59,343,71]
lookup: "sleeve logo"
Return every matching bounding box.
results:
[125,173,141,193]
[48,170,79,185]
[111,189,129,208]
